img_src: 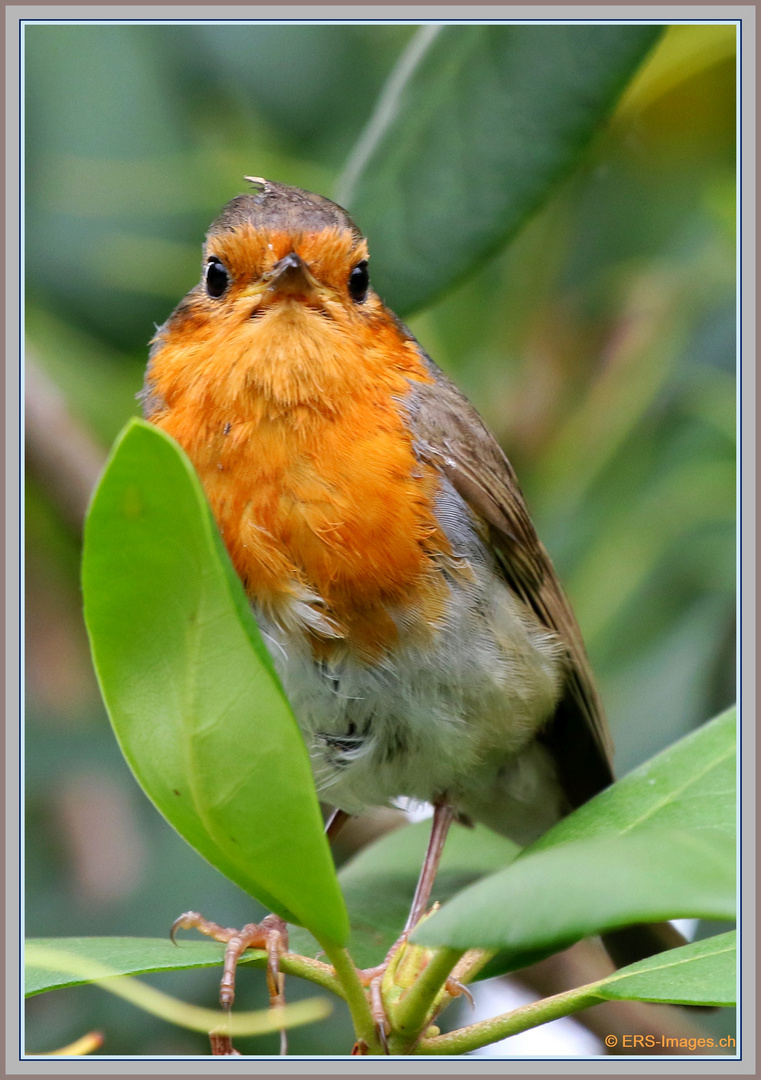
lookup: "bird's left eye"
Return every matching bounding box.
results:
[205,257,229,298]
[348,261,369,303]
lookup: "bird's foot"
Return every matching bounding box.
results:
[444,977,475,1007]
[354,930,410,1053]
[355,915,475,1052]
[171,910,289,1055]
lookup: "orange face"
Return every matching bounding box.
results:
[144,191,454,659]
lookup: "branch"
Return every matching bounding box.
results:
[514,937,717,1055]
[25,352,106,533]
[418,978,606,1055]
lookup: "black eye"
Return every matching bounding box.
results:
[205,257,229,298]
[348,260,369,303]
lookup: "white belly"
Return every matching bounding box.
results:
[255,536,567,842]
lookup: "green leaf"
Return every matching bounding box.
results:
[24,826,516,993]
[413,710,736,959]
[597,931,736,1008]
[413,827,734,954]
[339,24,662,314]
[531,705,736,849]
[25,941,331,1036]
[417,932,736,1054]
[82,419,348,946]
[25,937,258,997]
[290,821,520,969]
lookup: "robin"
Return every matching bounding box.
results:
[144,179,682,1026]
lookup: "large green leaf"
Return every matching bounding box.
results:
[25,937,260,998]
[24,822,515,993]
[418,931,735,1053]
[413,827,734,954]
[414,709,736,959]
[532,705,736,848]
[24,941,331,1038]
[27,930,735,1016]
[596,931,736,1008]
[339,24,663,314]
[290,821,520,969]
[26,825,518,997]
[82,419,348,946]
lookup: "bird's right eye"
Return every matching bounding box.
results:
[205,257,229,298]
[348,260,369,303]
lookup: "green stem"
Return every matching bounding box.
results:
[416,980,607,1055]
[320,941,379,1052]
[450,948,495,985]
[243,950,344,998]
[388,947,464,1053]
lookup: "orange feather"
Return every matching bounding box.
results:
[147,225,452,658]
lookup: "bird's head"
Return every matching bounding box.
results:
[147,179,416,411]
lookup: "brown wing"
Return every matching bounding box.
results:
[407,355,615,808]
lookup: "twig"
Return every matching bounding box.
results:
[24,352,106,532]
[514,937,716,1054]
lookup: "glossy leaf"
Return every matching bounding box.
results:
[413,827,734,954]
[340,24,663,314]
[419,931,736,1053]
[25,941,330,1036]
[414,709,736,959]
[597,930,736,1008]
[290,821,520,969]
[531,705,736,849]
[25,937,251,997]
[82,419,348,945]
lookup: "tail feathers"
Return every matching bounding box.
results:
[601,921,687,969]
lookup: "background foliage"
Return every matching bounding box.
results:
[24,21,736,1056]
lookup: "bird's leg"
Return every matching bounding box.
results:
[328,802,457,928]
[178,802,460,1053]
[352,800,458,1050]
[325,807,350,842]
[406,802,475,1003]
[369,975,390,1053]
[405,800,455,933]
[171,911,289,1055]
[170,811,348,1054]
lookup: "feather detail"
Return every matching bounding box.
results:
[404,346,615,807]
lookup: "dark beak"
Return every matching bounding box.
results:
[267,252,318,297]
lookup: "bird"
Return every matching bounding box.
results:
[143,178,683,1008]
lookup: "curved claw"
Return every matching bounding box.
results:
[170,910,204,945]
[169,915,188,945]
[445,977,475,1007]
[369,975,390,1054]
[167,909,290,1053]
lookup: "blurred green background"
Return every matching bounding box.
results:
[24,22,736,1056]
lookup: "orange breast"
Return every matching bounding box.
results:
[147,299,453,659]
